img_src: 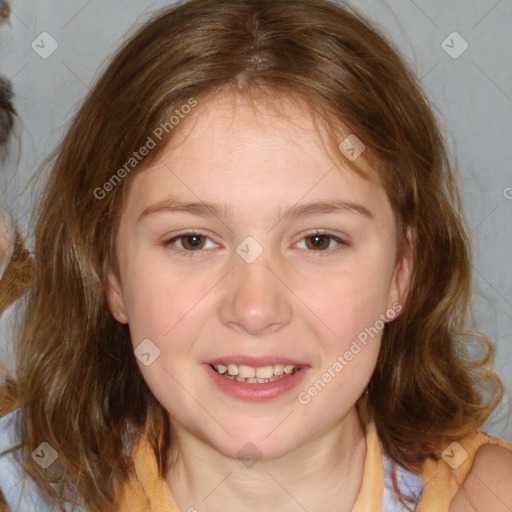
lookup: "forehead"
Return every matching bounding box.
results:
[164,90,372,171]
[122,90,391,226]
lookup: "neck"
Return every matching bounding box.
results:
[165,407,367,512]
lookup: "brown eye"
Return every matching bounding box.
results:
[179,233,206,250]
[305,233,331,250]
[164,232,216,255]
[295,231,348,254]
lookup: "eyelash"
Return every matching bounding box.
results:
[162,229,349,258]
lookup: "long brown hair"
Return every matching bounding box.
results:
[0,1,503,510]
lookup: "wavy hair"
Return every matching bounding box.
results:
[0,0,503,510]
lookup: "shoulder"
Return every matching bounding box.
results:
[449,443,512,512]
[0,406,62,511]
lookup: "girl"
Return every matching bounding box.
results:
[1,0,511,511]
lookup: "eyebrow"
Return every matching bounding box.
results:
[138,196,373,222]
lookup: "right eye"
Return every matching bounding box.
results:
[163,231,218,256]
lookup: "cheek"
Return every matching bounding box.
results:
[120,266,222,414]
[122,267,208,411]
[296,268,384,412]
[299,259,393,343]
[119,240,208,339]
[124,270,203,345]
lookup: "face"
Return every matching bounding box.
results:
[106,92,413,460]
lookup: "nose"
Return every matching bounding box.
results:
[218,247,293,336]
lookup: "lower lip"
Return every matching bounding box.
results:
[203,364,309,402]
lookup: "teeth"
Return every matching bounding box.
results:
[227,364,239,376]
[273,364,284,376]
[212,362,301,380]
[255,366,274,379]
[221,373,297,384]
[238,365,255,379]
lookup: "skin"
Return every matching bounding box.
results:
[0,206,13,279]
[106,91,414,512]
[449,445,512,512]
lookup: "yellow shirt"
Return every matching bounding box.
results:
[119,420,512,512]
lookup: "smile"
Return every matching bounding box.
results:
[204,361,309,401]
[211,363,301,383]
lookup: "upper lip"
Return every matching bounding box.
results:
[206,356,309,367]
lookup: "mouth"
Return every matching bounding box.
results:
[209,362,302,384]
[203,357,310,401]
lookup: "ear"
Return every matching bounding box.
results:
[105,270,129,324]
[387,226,414,319]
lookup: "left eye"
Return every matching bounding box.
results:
[295,231,347,252]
